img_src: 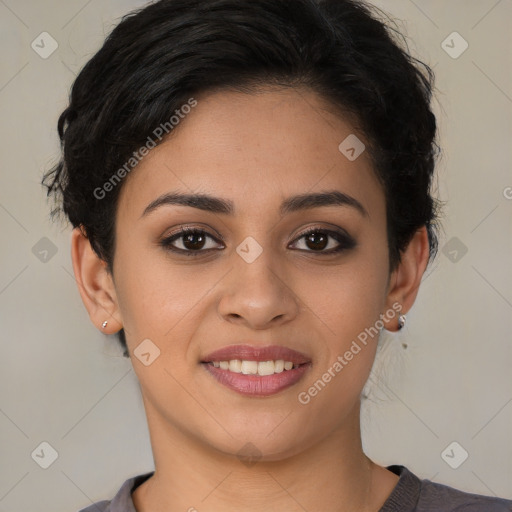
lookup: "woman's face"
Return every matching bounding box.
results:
[111,87,399,459]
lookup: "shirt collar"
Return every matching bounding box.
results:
[109,471,154,512]
[379,465,421,511]
[109,465,420,512]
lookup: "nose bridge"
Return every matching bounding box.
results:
[217,235,299,328]
[236,241,281,295]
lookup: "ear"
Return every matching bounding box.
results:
[70,226,123,334]
[382,226,430,332]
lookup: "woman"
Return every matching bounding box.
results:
[43,0,512,510]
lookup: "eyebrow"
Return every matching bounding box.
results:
[141,189,368,218]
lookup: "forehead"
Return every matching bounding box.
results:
[117,87,383,219]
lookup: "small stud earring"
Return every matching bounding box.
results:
[102,320,108,329]
[398,314,406,330]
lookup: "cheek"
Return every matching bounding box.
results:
[294,274,387,426]
[310,244,390,341]
[114,210,390,354]
[299,239,390,392]
[114,248,214,343]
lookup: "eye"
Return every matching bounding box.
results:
[289,227,356,254]
[160,227,224,256]
[160,226,356,257]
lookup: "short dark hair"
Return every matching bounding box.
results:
[43,0,441,358]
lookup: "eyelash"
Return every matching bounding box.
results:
[160,226,356,257]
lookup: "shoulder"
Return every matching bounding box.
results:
[76,471,154,512]
[77,499,111,512]
[417,476,512,512]
[384,465,512,512]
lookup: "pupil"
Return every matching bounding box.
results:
[306,232,327,250]
[184,233,204,250]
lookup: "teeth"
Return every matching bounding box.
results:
[256,360,274,376]
[210,359,300,375]
[228,359,242,373]
[241,360,258,374]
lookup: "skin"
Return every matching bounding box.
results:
[71,87,430,512]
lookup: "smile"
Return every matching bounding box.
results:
[209,359,299,375]
[200,344,312,396]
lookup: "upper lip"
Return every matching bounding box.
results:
[201,344,311,364]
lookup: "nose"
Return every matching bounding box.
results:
[217,247,300,330]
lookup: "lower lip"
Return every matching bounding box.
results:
[202,363,311,397]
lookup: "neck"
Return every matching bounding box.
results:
[132,398,394,512]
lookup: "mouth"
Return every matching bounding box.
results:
[200,344,312,397]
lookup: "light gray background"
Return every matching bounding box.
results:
[0,1,511,511]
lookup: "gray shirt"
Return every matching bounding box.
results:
[77,465,512,511]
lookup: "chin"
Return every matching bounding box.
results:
[203,423,315,464]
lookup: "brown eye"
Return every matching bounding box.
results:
[181,231,207,250]
[290,228,356,254]
[161,228,223,255]
[304,231,329,251]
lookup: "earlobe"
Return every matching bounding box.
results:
[70,227,123,333]
[382,226,430,332]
